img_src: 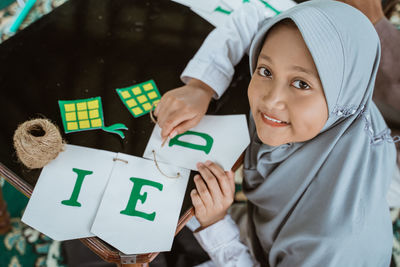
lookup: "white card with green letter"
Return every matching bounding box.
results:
[21,144,116,241]
[90,153,190,254]
[143,115,250,171]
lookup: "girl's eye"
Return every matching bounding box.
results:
[292,80,310,90]
[258,67,272,77]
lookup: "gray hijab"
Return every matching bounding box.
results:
[243,1,397,266]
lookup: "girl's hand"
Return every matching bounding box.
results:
[154,78,215,141]
[191,161,235,229]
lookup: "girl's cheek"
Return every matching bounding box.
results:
[248,79,263,106]
[290,97,328,140]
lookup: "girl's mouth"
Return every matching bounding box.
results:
[261,112,289,127]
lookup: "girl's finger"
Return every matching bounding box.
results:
[153,97,163,117]
[190,189,206,217]
[197,163,223,202]
[193,174,213,207]
[172,116,201,137]
[159,109,195,139]
[154,96,171,121]
[204,161,233,197]
[227,170,235,194]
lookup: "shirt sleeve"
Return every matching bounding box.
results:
[180,3,268,99]
[193,215,260,267]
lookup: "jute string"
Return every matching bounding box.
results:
[149,103,180,179]
[149,102,158,124]
[13,119,65,169]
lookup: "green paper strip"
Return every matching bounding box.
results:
[214,6,232,15]
[259,0,281,15]
[102,123,128,139]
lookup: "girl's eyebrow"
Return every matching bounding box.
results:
[291,65,319,79]
[259,53,319,80]
[259,53,273,63]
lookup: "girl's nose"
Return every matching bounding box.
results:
[262,82,286,109]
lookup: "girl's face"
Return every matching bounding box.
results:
[248,22,328,146]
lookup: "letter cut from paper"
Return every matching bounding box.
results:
[143,115,250,171]
[190,1,233,27]
[221,0,296,15]
[58,96,128,138]
[21,144,116,241]
[116,80,161,118]
[171,0,221,13]
[90,153,190,254]
[188,0,296,28]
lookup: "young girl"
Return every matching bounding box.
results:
[155,1,397,266]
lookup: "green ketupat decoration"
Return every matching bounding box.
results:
[58,96,128,138]
[116,80,161,118]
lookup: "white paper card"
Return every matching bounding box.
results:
[171,0,221,13]
[223,0,296,11]
[143,115,250,171]
[191,2,233,27]
[91,153,190,254]
[22,144,116,241]
[221,0,244,10]
[191,0,296,28]
[266,0,296,11]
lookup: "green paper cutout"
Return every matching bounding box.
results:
[102,123,129,139]
[214,6,232,15]
[258,0,281,14]
[215,0,278,16]
[61,168,93,207]
[58,96,128,139]
[116,80,162,118]
[120,177,163,221]
[169,130,214,154]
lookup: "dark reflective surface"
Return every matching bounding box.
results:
[0,0,250,212]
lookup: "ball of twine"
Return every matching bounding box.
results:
[13,119,65,169]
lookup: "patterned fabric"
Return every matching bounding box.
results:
[391,3,400,29]
[0,0,67,43]
[1,179,65,267]
[393,208,400,266]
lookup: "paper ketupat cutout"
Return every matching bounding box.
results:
[91,153,190,254]
[116,80,161,118]
[143,115,250,171]
[58,97,128,138]
[21,144,117,241]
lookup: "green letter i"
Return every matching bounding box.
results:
[61,168,93,207]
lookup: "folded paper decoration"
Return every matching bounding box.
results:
[58,97,128,138]
[116,80,161,118]
[143,115,251,171]
[22,144,190,254]
[188,0,296,28]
